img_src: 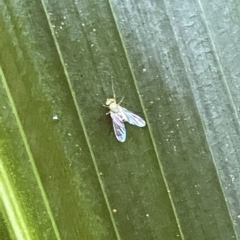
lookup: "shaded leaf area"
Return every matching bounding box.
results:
[0,68,60,240]
[0,211,11,240]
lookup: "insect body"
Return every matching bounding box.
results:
[105,98,146,142]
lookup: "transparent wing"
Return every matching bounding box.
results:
[122,108,146,127]
[110,112,126,142]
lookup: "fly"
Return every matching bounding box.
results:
[104,84,146,142]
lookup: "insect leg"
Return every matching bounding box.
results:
[118,96,125,105]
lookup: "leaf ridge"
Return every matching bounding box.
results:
[40,2,122,239]
[0,67,62,240]
[107,1,186,239]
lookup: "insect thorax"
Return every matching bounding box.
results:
[109,102,119,112]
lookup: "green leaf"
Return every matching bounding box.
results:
[0,0,239,239]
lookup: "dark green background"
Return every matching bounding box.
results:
[1,0,240,239]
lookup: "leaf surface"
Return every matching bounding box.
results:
[1,0,240,239]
